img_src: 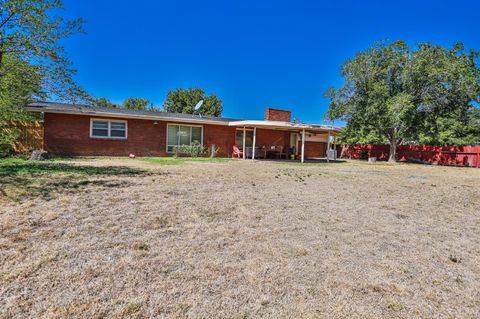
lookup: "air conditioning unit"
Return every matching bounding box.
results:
[327,149,337,160]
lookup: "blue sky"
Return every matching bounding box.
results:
[62,0,479,123]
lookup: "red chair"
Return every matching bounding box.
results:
[232,145,243,158]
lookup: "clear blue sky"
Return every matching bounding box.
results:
[62,0,479,123]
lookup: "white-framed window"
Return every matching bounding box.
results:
[90,118,127,139]
[166,124,203,153]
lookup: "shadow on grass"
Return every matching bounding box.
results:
[267,159,348,165]
[0,160,150,201]
[0,160,147,176]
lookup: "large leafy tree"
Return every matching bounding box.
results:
[163,88,223,117]
[94,96,161,111]
[0,0,86,102]
[122,97,153,111]
[326,41,480,161]
[0,0,85,152]
[0,54,41,147]
[434,107,480,145]
[95,97,116,108]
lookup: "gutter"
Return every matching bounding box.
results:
[25,106,232,126]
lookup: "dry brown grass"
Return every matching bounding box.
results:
[1,158,480,318]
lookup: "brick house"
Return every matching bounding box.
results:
[27,102,340,162]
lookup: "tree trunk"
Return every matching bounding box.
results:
[388,137,397,162]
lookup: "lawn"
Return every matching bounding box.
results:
[1,157,479,318]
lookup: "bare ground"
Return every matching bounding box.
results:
[1,158,479,318]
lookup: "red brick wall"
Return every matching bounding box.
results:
[264,108,291,122]
[44,113,236,157]
[44,113,335,158]
[255,128,290,149]
[305,141,327,158]
[203,123,236,156]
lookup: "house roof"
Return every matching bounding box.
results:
[27,102,239,125]
[26,101,341,132]
[228,120,341,133]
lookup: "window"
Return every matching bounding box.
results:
[235,129,253,148]
[90,119,127,139]
[167,124,203,152]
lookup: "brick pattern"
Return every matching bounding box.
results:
[264,108,291,122]
[44,113,236,157]
[43,113,330,158]
[255,128,290,149]
[299,141,327,158]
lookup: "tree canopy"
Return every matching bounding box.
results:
[0,54,41,146]
[95,97,116,108]
[0,0,85,152]
[122,97,152,111]
[326,41,480,161]
[163,88,223,117]
[0,0,86,102]
[94,96,159,111]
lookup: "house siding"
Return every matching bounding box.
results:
[44,113,236,157]
[301,141,327,158]
[43,113,330,158]
[255,128,290,150]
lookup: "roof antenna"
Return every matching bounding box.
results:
[194,100,203,118]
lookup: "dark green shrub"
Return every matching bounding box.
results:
[173,141,205,157]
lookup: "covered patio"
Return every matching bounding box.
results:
[229,120,341,163]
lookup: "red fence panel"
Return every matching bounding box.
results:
[341,144,480,168]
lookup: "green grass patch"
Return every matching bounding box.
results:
[138,157,232,165]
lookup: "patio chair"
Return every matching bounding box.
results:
[273,145,287,159]
[232,145,243,158]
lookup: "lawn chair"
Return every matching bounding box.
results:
[232,145,243,158]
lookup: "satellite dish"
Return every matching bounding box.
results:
[194,100,203,111]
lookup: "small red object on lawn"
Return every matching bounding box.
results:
[129,154,136,159]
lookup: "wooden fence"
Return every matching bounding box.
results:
[341,144,480,168]
[0,120,44,153]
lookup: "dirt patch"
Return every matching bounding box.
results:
[1,158,479,318]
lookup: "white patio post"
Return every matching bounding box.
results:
[301,128,305,163]
[326,130,331,163]
[242,126,246,160]
[252,127,256,160]
[333,135,337,160]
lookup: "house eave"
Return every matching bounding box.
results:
[228,120,341,133]
[25,106,232,126]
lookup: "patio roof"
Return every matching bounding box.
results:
[228,120,341,134]
[233,121,340,163]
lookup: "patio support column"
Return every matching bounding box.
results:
[333,135,337,160]
[327,130,331,163]
[252,127,256,160]
[301,128,305,163]
[242,126,246,160]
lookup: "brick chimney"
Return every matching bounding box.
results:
[264,107,291,122]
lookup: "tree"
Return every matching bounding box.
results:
[122,97,152,111]
[433,107,480,145]
[326,41,480,161]
[95,97,116,108]
[163,88,223,117]
[0,54,41,151]
[0,0,86,102]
